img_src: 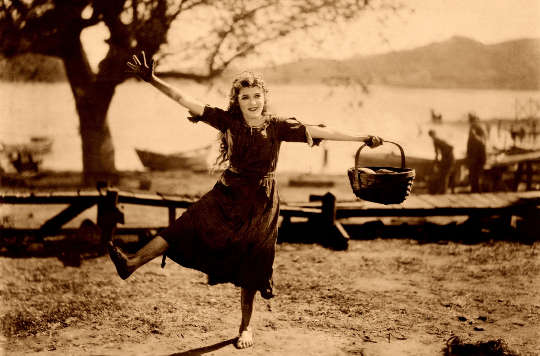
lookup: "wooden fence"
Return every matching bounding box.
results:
[2,189,540,250]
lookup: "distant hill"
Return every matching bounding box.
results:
[260,36,540,90]
[2,36,539,89]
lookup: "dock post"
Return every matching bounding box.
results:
[513,163,524,191]
[525,161,533,191]
[97,189,124,251]
[516,202,540,243]
[311,192,349,250]
[168,207,176,225]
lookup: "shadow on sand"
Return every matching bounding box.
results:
[167,338,236,356]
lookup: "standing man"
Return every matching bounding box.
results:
[466,113,487,193]
[428,129,455,194]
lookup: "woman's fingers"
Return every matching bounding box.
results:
[141,51,148,67]
[126,52,154,80]
[132,54,142,65]
[126,62,137,71]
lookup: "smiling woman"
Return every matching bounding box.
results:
[237,84,266,124]
[116,50,383,349]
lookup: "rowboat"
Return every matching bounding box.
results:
[135,145,212,171]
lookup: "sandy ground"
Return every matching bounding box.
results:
[1,171,539,355]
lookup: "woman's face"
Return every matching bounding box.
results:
[238,86,265,121]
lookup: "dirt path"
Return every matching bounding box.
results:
[2,239,539,356]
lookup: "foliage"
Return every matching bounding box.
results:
[0,53,65,81]
[0,0,406,81]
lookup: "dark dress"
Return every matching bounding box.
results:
[159,106,317,299]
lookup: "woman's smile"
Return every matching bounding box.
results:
[238,86,265,122]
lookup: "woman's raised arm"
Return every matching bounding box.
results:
[126,51,205,116]
[308,125,383,147]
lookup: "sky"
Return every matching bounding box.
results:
[287,0,540,59]
[82,0,540,70]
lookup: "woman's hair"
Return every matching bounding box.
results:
[214,71,269,168]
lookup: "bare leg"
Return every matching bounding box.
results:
[236,288,256,349]
[108,235,169,280]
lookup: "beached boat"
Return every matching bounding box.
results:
[0,136,53,173]
[135,145,212,171]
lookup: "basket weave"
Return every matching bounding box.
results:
[347,141,415,204]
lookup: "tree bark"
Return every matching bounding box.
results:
[61,37,118,186]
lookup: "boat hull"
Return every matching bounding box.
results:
[135,147,210,172]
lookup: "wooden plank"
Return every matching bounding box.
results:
[516,191,540,200]
[414,194,442,208]
[401,195,432,209]
[429,194,456,208]
[283,201,323,208]
[443,194,470,208]
[337,201,370,210]
[497,192,524,205]
[481,192,513,207]
[464,193,494,208]
[118,193,194,208]
[280,205,321,218]
[384,203,405,210]
[0,193,100,205]
[38,200,97,237]
[501,192,532,205]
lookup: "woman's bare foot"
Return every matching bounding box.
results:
[235,329,254,349]
[107,241,134,280]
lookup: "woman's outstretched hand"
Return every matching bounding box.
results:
[365,135,383,148]
[126,51,155,82]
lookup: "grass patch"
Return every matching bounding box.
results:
[2,296,121,337]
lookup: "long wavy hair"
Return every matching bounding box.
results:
[214,71,269,168]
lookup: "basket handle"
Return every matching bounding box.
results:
[355,140,406,169]
[351,140,406,190]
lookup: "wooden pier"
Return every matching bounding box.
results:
[2,189,540,251]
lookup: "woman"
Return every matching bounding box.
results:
[110,51,382,349]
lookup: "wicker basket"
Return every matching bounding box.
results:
[347,141,415,204]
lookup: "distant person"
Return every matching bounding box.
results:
[428,129,455,194]
[466,113,487,193]
[109,51,383,349]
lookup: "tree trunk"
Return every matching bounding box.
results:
[61,38,118,186]
[79,105,117,186]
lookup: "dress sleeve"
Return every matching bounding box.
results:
[275,117,322,146]
[187,106,231,132]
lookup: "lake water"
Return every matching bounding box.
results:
[1,81,539,174]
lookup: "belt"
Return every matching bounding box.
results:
[228,166,275,179]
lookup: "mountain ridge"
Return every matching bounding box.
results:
[2,36,539,89]
[259,36,540,90]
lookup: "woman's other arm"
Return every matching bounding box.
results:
[308,125,383,147]
[126,51,205,116]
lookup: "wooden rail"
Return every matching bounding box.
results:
[2,189,540,250]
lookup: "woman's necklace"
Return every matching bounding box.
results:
[244,117,267,135]
[244,117,266,128]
